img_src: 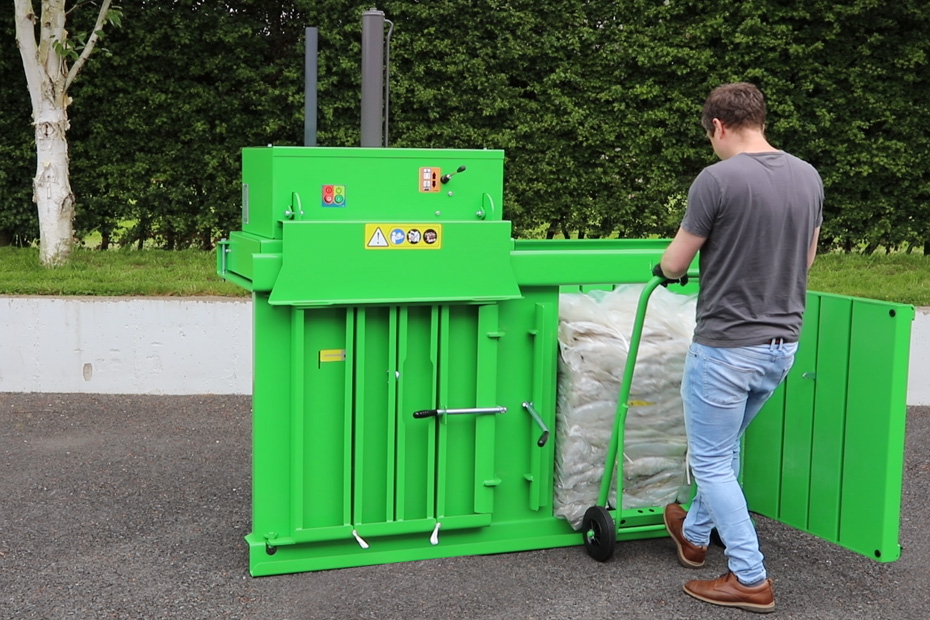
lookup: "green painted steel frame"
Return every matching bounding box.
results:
[236,242,912,576]
[221,147,913,577]
[241,241,682,576]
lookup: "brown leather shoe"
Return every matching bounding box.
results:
[663,503,707,568]
[684,571,775,613]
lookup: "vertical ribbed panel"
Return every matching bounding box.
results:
[297,306,353,530]
[353,306,392,526]
[436,305,479,518]
[474,304,501,514]
[395,305,439,521]
[806,296,851,540]
[744,293,912,562]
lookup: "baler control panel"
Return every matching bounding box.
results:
[321,184,347,207]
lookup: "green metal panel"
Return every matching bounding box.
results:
[395,305,438,522]
[474,304,501,515]
[840,300,912,560]
[249,296,294,547]
[512,239,671,287]
[217,232,283,292]
[776,293,819,529]
[806,295,851,540]
[267,220,521,306]
[740,387,784,517]
[242,147,505,240]
[500,289,559,513]
[240,148,275,238]
[744,293,913,562]
[436,305,473,520]
[244,292,587,576]
[298,306,354,533]
[355,306,393,526]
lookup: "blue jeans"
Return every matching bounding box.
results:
[680,340,797,585]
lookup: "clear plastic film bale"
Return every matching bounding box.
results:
[554,284,697,530]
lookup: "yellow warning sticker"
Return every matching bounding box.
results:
[319,349,346,363]
[365,224,442,250]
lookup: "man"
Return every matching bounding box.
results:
[655,82,823,613]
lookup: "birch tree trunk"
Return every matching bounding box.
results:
[31,71,74,266]
[14,0,113,266]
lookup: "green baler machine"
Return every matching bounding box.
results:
[219,146,913,577]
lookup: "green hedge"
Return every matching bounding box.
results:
[2,0,928,251]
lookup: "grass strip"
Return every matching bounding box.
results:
[1,247,928,305]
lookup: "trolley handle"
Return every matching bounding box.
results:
[594,269,698,510]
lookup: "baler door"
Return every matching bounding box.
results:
[742,292,914,562]
[403,303,503,529]
[352,303,501,540]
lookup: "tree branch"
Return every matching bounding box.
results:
[66,0,100,17]
[65,0,113,91]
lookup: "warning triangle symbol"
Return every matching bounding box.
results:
[367,227,389,247]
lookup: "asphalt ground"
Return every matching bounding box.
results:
[1,393,927,620]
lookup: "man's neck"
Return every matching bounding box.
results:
[720,128,777,159]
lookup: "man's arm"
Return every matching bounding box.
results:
[659,226,706,279]
[807,226,821,270]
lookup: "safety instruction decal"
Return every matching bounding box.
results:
[365,224,442,250]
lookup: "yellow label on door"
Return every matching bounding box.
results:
[319,349,346,363]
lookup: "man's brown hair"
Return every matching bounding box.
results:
[701,82,767,134]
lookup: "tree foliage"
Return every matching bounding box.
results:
[1,0,928,251]
[0,12,34,246]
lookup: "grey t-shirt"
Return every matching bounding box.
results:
[681,151,824,347]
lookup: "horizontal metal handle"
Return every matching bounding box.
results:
[413,406,507,419]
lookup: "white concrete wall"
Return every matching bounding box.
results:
[910,307,930,406]
[0,297,252,395]
[0,296,927,405]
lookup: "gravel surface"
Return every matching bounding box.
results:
[1,394,927,620]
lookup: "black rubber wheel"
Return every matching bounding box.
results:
[581,505,616,562]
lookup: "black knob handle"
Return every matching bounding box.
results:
[440,165,467,184]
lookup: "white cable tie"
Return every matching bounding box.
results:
[430,522,441,546]
[685,446,692,486]
[352,529,370,549]
[623,451,634,464]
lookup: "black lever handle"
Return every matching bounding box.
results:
[440,165,467,184]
